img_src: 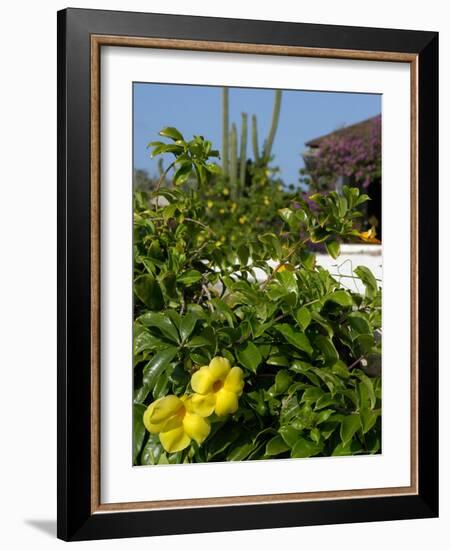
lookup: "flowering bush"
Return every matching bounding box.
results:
[133,128,382,466]
[302,115,381,191]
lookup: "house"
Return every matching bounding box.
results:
[303,115,382,238]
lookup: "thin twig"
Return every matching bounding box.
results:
[347,356,363,370]
[261,238,308,290]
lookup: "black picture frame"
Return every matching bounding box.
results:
[57,7,438,541]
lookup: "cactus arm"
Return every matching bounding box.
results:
[263,89,282,160]
[239,113,248,192]
[222,87,229,177]
[230,123,238,186]
[252,114,260,162]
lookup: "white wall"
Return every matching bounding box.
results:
[0,1,447,548]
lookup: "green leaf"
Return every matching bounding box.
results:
[354,265,378,298]
[355,334,375,354]
[348,312,372,335]
[325,240,341,259]
[340,414,361,445]
[301,387,324,403]
[267,354,289,366]
[314,335,339,362]
[152,369,170,399]
[258,233,282,258]
[246,390,268,416]
[177,270,202,285]
[205,162,221,174]
[159,126,184,141]
[355,372,377,409]
[291,437,322,458]
[331,360,350,379]
[275,324,313,356]
[142,346,179,391]
[165,310,181,329]
[179,313,199,342]
[277,270,298,295]
[227,437,255,461]
[295,307,311,330]
[173,162,192,185]
[161,144,184,155]
[332,438,363,456]
[311,311,334,338]
[360,408,379,433]
[290,360,313,374]
[300,249,316,270]
[268,370,292,397]
[237,342,262,373]
[338,196,348,218]
[211,298,235,327]
[139,312,180,343]
[279,208,295,227]
[266,435,290,456]
[141,433,163,465]
[134,330,169,355]
[315,393,338,410]
[206,424,242,459]
[134,275,164,310]
[278,425,301,448]
[133,403,147,463]
[327,290,353,307]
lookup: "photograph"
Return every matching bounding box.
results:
[132,83,383,465]
[52,6,438,542]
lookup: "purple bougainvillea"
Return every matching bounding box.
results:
[304,115,381,191]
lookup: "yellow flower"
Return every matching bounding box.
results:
[264,196,270,205]
[222,187,230,196]
[191,357,244,416]
[239,215,247,225]
[276,263,294,273]
[143,394,211,453]
[207,200,214,209]
[219,208,225,214]
[230,202,237,212]
[358,226,381,244]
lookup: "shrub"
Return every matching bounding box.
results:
[133,128,382,465]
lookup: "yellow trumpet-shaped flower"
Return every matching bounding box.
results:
[143,394,211,453]
[191,357,244,417]
[358,226,381,244]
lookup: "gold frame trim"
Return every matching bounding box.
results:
[90,35,419,514]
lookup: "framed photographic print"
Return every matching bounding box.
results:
[57,8,439,541]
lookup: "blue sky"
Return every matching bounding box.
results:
[133,83,381,186]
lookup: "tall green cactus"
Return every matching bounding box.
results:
[263,89,282,161]
[229,123,238,185]
[222,87,229,177]
[239,113,248,190]
[221,88,282,189]
[252,114,260,162]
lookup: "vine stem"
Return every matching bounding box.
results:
[153,161,176,209]
[261,237,309,290]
